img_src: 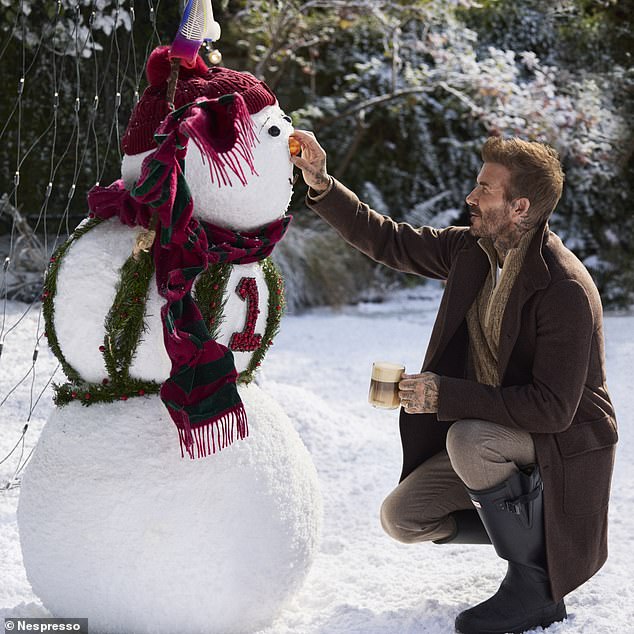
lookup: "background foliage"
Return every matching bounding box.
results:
[1,0,632,309]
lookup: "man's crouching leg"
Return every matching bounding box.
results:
[446,419,566,634]
[380,449,481,544]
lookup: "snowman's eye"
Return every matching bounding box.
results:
[268,125,281,137]
[282,115,292,123]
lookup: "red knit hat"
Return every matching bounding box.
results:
[121,46,277,155]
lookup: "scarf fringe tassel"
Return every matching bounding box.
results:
[177,406,249,459]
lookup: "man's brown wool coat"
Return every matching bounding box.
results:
[308,179,617,602]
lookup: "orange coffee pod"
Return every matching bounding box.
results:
[288,136,301,157]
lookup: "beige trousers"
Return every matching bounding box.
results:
[380,419,536,543]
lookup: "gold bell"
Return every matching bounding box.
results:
[207,47,222,65]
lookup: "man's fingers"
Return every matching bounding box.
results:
[290,156,311,171]
[290,129,324,155]
[289,129,329,191]
[291,129,316,140]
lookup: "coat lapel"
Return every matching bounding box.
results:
[497,224,551,376]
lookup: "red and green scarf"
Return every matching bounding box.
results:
[87,94,291,459]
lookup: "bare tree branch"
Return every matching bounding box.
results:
[317,87,433,127]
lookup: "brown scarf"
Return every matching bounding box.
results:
[466,228,538,387]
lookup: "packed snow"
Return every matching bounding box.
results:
[1,282,633,633]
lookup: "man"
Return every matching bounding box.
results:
[290,130,617,634]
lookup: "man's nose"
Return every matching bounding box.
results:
[465,188,478,206]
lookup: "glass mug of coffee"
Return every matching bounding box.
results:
[368,362,405,409]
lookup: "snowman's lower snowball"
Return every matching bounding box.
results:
[18,384,322,634]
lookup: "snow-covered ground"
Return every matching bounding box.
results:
[1,284,632,633]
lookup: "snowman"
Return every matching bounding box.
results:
[17,44,322,634]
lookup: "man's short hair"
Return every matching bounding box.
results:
[481,137,565,224]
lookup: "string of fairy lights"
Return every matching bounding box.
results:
[0,1,165,489]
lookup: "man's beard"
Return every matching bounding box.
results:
[468,204,484,237]
[467,203,511,239]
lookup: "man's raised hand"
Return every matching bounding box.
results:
[289,129,332,194]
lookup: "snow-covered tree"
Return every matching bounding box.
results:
[228,0,632,307]
[1,0,631,307]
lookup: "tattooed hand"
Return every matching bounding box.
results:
[289,129,332,194]
[398,372,440,414]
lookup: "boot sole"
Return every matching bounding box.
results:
[455,600,567,634]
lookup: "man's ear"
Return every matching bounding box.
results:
[512,197,531,225]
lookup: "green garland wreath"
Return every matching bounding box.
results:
[194,258,286,385]
[42,217,102,386]
[43,220,286,407]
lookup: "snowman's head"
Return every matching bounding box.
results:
[120,46,294,232]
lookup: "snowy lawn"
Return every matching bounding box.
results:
[1,284,632,633]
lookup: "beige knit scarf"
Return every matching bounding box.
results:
[466,227,538,387]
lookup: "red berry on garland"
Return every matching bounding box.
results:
[71,391,77,399]
[120,395,128,401]
[84,393,91,400]
[99,345,106,352]
[138,389,145,396]
[102,378,109,385]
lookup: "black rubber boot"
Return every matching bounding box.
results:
[433,510,491,545]
[455,466,567,634]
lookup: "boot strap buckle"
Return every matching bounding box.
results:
[504,500,522,515]
[500,482,543,515]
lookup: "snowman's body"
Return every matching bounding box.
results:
[18,105,322,634]
[50,217,277,382]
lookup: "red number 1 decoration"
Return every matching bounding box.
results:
[229,277,263,352]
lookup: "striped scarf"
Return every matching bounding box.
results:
[87,95,291,458]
